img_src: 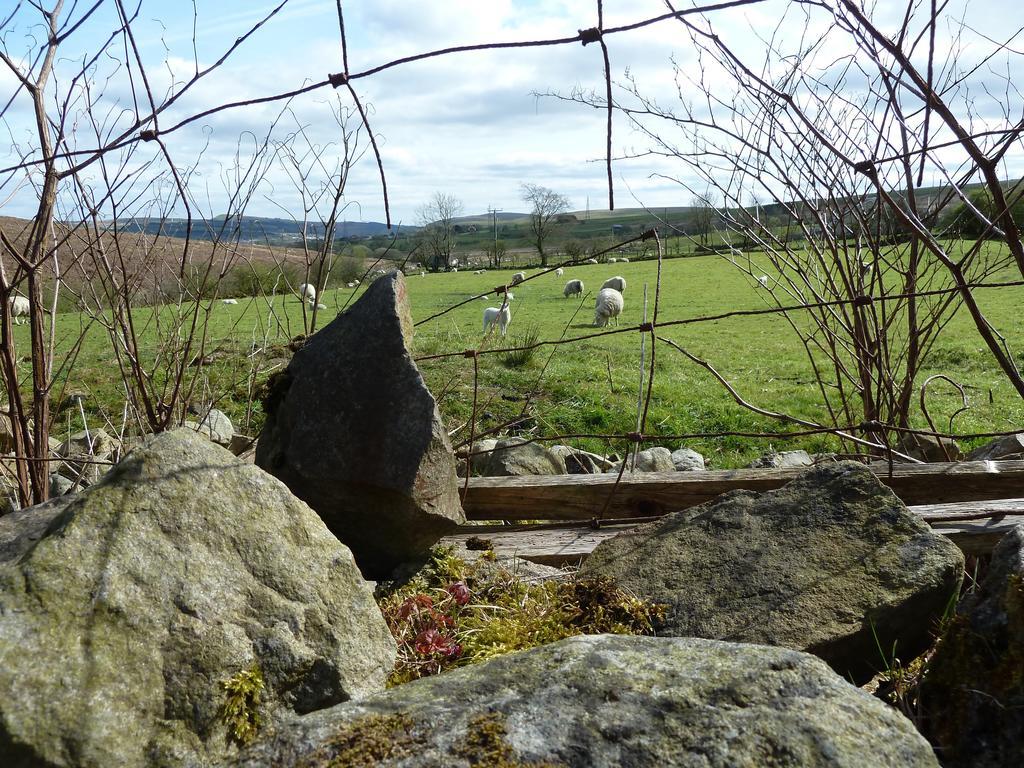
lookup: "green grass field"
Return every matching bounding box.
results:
[30,251,1024,468]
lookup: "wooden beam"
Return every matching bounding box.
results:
[443,499,1024,566]
[461,460,1024,522]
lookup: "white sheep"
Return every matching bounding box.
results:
[314,303,327,310]
[594,288,624,327]
[756,274,770,288]
[221,298,239,305]
[510,271,526,286]
[608,257,618,263]
[347,282,356,288]
[620,257,629,263]
[482,294,513,336]
[584,257,598,265]
[8,295,29,324]
[299,283,316,302]
[563,279,584,298]
[601,275,626,293]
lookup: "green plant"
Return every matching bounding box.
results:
[500,323,540,368]
[219,666,265,746]
[379,547,666,686]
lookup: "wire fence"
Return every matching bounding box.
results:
[3,0,1023,518]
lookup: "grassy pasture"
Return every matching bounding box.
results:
[28,251,1024,468]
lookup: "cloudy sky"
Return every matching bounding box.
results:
[1,0,1020,225]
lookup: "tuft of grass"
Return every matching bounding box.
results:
[219,665,265,746]
[378,547,666,686]
[500,323,541,368]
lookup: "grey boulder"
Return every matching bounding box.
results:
[671,446,706,471]
[580,461,963,683]
[747,449,813,468]
[0,429,396,768]
[550,444,613,474]
[966,432,1024,461]
[238,634,938,768]
[53,427,117,485]
[256,270,465,578]
[922,524,1024,767]
[187,407,234,446]
[607,446,675,473]
[482,436,566,476]
[896,432,963,462]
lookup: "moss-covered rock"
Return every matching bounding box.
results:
[0,428,396,767]
[580,461,964,683]
[237,634,939,767]
[922,524,1024,766]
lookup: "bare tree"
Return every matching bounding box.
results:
[690,194,715,247]
[417,192,463,272]
[521,183,570,266]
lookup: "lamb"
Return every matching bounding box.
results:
[756,274,770,288]
[601,275,626,293]
[482,294,514,336]
[555,267,564,276]
[594,287,624,327]
[584,257,598,265]
[8,295,29,324]
[563,279,584,298]
[620,257,629,263]
[608,257,618,264]
[221,298,239,305]
[510,271,526,286]
[298,283,316,302]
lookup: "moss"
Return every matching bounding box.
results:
[219,666,264,746]
[453,713,563,768]
[300,712,423,767]
[380,547,667,685]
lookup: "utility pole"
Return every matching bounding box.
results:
[488,206,502,267]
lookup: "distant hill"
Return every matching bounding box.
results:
[113,215,416,243]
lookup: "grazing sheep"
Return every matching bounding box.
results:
[314,303,327,310]
[221,298,239,305]
[8,295,29,324]
[594,288,624,327]
[556,267,564,276]
[298,283,317,302]
[620,257,629,263]
[608,257,618,264]
[421,271,426,277]
[601,275,627,293]
[756,274,770,288]
[563,279,584,298]
[482,294,513,336]
[584,258,598,265]
[510,271,526,286]
[347,282,356,288]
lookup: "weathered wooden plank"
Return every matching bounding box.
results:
[443,499,1024,565]
[461,460,1024,521]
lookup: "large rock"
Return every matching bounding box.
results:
[482,436,566,476]
[256,271,465,578]
[967,432,1024,461]
[896,432,963,462]
[187,407,234,446]
[922,524,1024,767]
[54,427,117,485]
[238,634,938,768]
[671,446,706,471]
[549,444,613,474]
[0,429,396,768]
[747,449,813,468]
[580,462,963,683]
[607,446,676,473]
